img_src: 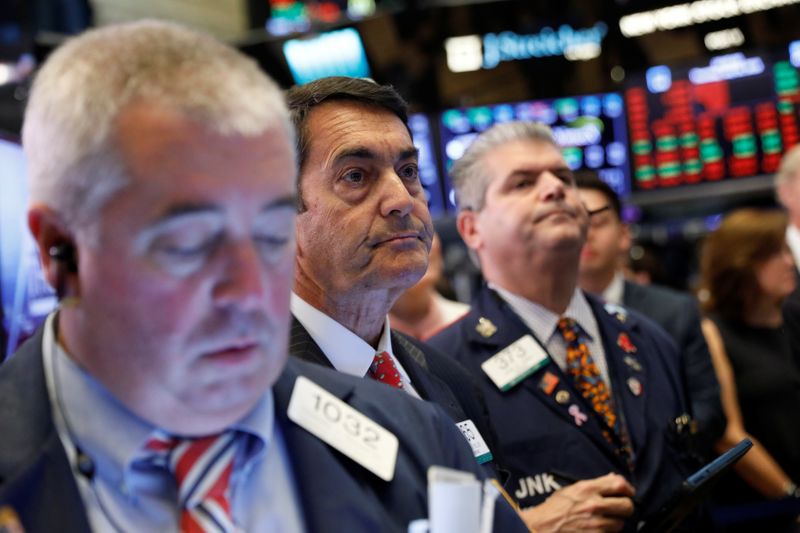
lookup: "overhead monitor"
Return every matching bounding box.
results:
[625,50,800,192]
[438,92,631,210]
[283,27,370,85]
[265,0,402,36]
[0,136,56,360]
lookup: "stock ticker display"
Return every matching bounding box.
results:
[625,50,800,191]
[438,93,631,210]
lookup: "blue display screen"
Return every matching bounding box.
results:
[409,113,446,218]
[283,28,370,84]
[0,137,56,359]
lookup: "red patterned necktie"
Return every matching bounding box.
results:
[368,351,404,389]
[557,317,631,461]
[145,430,241,533]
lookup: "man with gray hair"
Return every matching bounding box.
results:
[0,21,525,532]
[430,121,699,530]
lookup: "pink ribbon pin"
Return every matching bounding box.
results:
[568,404,588,426]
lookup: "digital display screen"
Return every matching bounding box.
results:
[625,51,800,191]
[283,27,370,84]
[266,0,398,36]
[408,113,446,218]
[0,137,56,360]
[438,92,631,210]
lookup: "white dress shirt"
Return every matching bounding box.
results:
[291,292,420,398]
[490,284,612,390]
[600,271,626,306]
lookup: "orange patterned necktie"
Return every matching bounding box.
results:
[368,351,404,389]
[557,317,631,461]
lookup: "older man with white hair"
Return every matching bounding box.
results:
[0,20,526,533]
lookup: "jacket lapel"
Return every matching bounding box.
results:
[273,360,386,533]
[0,431,91,533]
[0,327,91,532]
[588,296,649,457]
[289,316,335,369]
[390,333,460,414]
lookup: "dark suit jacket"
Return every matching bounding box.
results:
[622,280,725,457]
[0,326,527,533]
[429,286,694,526]
[289,316,500,472]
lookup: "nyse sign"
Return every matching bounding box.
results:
[445,23,608,73]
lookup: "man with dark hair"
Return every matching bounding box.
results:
[285,76,499,463]
[575,172,725,459]
[430,121,698,530]
[288,76,411,212]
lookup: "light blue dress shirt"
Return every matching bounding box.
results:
[41,313,306,532]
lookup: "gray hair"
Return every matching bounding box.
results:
[23,19,294,238]
[776,144,800,189]
[450,121,558,212]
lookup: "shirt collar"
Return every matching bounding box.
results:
[44,313,273,486]
[490,283,600,344]
[601,271,626,305]
[291,292,394,378]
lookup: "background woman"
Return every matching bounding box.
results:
[700,208,800,531]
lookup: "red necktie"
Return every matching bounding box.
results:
[368,351,404,389]
[557,317,632,461]
[145,430,241,532]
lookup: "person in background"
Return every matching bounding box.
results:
[390,233,470,340]
[776,145,800,379]
[776,144,800,270]
[429,120,701,530]
[0,21,526,532]
[575,172,724,459]
[700,208,800,531]
[622,245,664,287]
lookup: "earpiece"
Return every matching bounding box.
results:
[48,242,78,300]
[48,243,78,273]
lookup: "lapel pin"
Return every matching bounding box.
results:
[555,390,571,404]
[627,377,643,396]
[617,332,637,353]
[624,355,642,372]
[538,372,560,395]
[568,404,589,426]
[604,303,628,323]
[475,317,498,338]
